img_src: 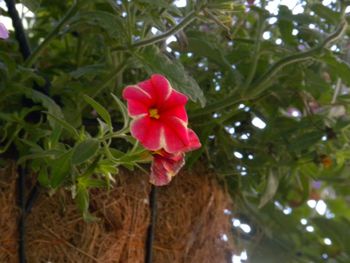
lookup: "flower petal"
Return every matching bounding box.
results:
[150,152,185,186]
[150,157,170,186]
[130,117,162,151]
[161,117,190,153]
[183,128,201,152]
[0,23,9,40]
[123,85,154,117]
[123,85,153,104]
[161,105,188,123]
[127,100,149,117]
[161,152,184,173]
[138,79,155,99]
[164,89,188,108]
[159,89,188,122]
[150,74,172,103]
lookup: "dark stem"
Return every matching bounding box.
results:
[4,0,31,59]
[5,1,33,262]
[113,10,197,51]
[17,166,26,263]
[25,183,40,213]
[145,185,157,263]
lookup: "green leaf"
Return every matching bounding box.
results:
[278,6,295,45]
[0,127,21,154]
[50,151,73,188]
[72,139,100,165]
[38,167,50,187]
[313,217,350,251]
[110,93,129,131]
[76,181,96,221]
[310,3,340,25]
[135,46,206,106]
[46,112,80,140]
[18,149,62,164]
[259,170,279,208]
[83,95,112,129]
[186,32,232,70]
[76,183,89,213]
[71,11,126,40]
[70,64,106,79]
[80,178,106,188]
[25,90,63,129]
[249,235,297,263]
[320,52,350,87]
[289,131,323,151]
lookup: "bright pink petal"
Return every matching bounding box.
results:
[163,89,188,108]
[123,85,154,117]
[159,89,188,122]
[0,23,9,40]
[127,100,148,117]
[123,85,153,105]
[150,153,185,186]
[162,117,190,153]
[130,117,162,151]
[161,105,188,123]
[183,128,201,152]
[150,74,172,103]
[138,79,155,99]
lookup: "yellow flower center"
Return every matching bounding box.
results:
[149,108,160,119]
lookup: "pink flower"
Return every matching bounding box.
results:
[0,22,9,40]
[122,74,201,186]
[123,74,201,153]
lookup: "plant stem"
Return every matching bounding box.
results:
[203,8,230,33]
[332,78,342,104]
[243,15,264,88]
[24,1,78,67]
[113,10,197,51]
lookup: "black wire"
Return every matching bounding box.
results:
[4,0,31,60]
[145,185,157,263]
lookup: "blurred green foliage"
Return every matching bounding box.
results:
[1,0,350,261]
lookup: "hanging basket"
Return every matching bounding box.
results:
[0,162,235,263]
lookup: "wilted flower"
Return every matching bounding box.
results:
[150,150,185,186]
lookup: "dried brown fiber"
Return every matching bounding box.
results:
[0,163,19,263]
[0,162,234,263]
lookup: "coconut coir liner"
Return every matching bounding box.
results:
[0,163,234,263]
